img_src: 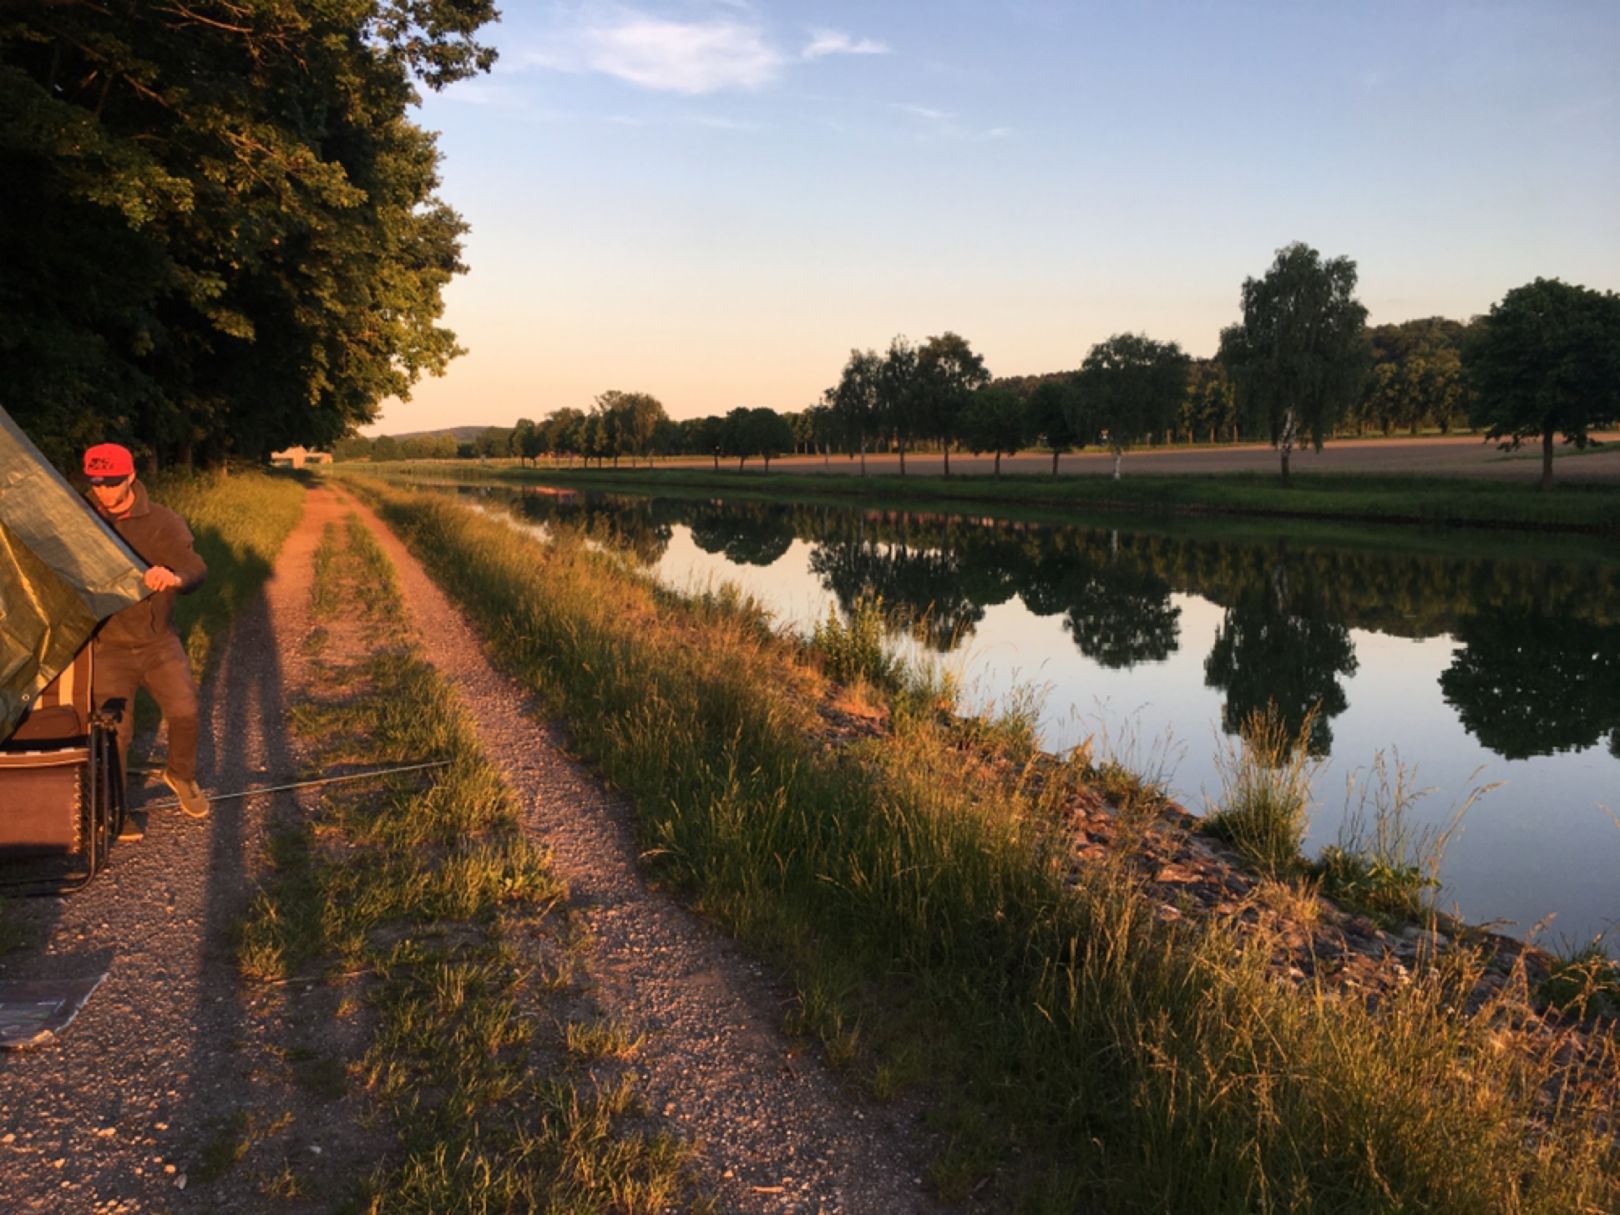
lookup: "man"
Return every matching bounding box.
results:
[82,443,210,818]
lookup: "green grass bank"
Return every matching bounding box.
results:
[354,458,1620,536]
[357,479,1619,1213]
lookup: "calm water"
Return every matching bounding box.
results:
[442,482,1620,954]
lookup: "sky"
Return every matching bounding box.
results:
[369,1,1620,433]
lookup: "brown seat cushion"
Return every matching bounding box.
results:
[0,766,83,854]
[4,704,86,747]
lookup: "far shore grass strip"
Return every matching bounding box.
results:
[233,511,697,1212]
[355,455,1620,535]
[361,478,1617,1214]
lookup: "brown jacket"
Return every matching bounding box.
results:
[88,479,207,647]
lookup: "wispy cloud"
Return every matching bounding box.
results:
[803,27,890,60]
[897,102,1009,142]
[603,110,760,130]
[528,6,783,95]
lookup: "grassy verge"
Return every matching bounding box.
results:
[358,480,1618,1213]
[232,512,698,1211]
[351,458,1620,535]
[148,468,307,675]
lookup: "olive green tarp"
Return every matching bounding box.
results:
[0,408,148,740]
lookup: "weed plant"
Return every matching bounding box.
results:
[356,481,1620,1214]
[811,593,897,688]
[1314,752,1481,924]
[1203,704,1320,874]
[1541,940,1620,1020]
[235,511,697,1212]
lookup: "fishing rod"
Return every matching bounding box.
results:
[140,759,452,810]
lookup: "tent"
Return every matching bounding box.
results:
[0,408,149,740]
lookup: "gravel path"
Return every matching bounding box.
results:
[336,487,944,1215]
[2,483,945,1214]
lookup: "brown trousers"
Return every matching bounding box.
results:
[92,631,201,782]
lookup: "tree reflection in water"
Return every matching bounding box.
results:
[809,537,984,651]
[471,484,1620,767]
[688,502,795,567]
[1021,533,1181,669]
[1203,563,1358,756]
[1440,611,1620,759]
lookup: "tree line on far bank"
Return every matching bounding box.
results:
[343,247,1620,488]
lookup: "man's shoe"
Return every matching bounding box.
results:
[162,771,210,819]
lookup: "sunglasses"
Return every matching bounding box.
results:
[86,474,131,487]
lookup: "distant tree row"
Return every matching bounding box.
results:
[339,244,1619,489]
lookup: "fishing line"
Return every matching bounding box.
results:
[138,758,452,810]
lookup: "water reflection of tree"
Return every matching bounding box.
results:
[808,537,984,651]
[1020,533,1181,669]
[1439,612,1620,759]
[687,502,795,567]
[1203,565,1358,755]
[511,490,673,566]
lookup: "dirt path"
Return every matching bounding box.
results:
[2,484,943,1213]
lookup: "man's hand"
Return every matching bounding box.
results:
[143,565,183,592]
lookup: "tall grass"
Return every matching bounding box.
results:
[360,481,1618,1213]
[1203,704,1320,874]
[1315,751,1483,924]
[148,468,305,675]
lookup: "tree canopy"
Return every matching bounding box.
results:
[1072,333,1190,479]
[957,386,1028,477]
[1218,242,1369,482]
[1463,278,1620,487]
[1,1,495,470]
[916,331,991,476]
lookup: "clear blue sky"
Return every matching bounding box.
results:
[370,0,1620,431]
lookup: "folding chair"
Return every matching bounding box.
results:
[0,643,124,893]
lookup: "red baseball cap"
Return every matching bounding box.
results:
[83,443,135,481]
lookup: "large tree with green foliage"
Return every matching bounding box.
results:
[0,1,494,470]
[831,350,882,474]
[680,415,724,469]
[1464,278,1620,488]
[594,391,668,467]
[1073,333,1190,479]
[1182,358,1238,444]
[878,336,921,474]
[1360,318,1471,437]
[1218,243,1369,484]
[1018,374,1081,474]
[916,331,990,476]
[957,386,1028,477]
[721,407,793,471]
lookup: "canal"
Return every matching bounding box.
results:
[436,481,1620,956]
